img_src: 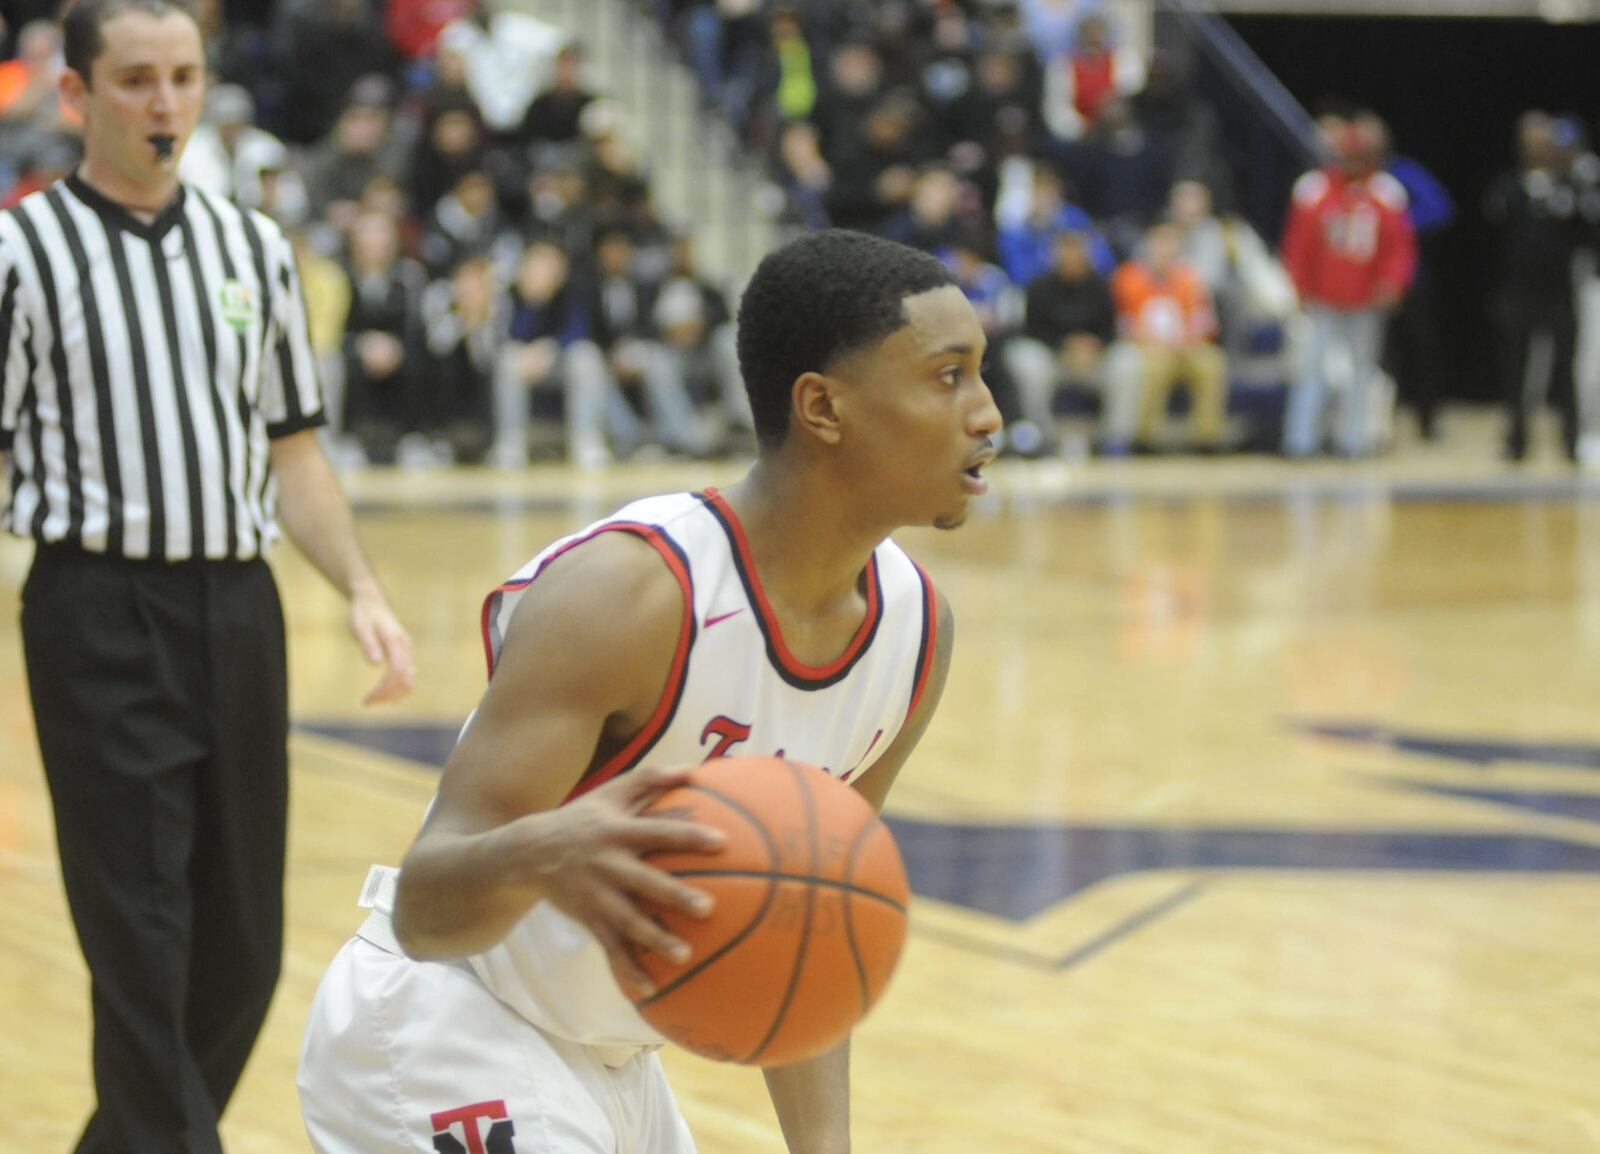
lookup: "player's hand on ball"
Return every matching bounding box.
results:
[526,765,724,994]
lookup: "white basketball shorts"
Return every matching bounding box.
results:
[297,930,698,1154]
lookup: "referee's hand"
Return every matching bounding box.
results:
[350,588,416,705]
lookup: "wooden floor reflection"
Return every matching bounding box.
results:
[4,436,1600,1153]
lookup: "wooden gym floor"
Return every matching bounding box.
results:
[3,409,1599,1153]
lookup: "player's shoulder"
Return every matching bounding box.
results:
[503,529,688,666]
[517,492,711,604]
[1292,169,1331,205]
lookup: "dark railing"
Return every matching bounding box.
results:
[1154,0,1321,241]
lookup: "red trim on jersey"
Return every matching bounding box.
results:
[480,577,534,679]
[907,560,938,721]
[703,488,882,684]
[476,523,697,802]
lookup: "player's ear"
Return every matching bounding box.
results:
[792,371,843,446]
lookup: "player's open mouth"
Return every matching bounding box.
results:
[149,134,175,161]
[961,445,995,495]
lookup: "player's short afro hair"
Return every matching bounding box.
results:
[736,229,956,449]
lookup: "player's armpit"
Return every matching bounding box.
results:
[392,532,698,959]
[434,530,689,830]
[850,588,954,812]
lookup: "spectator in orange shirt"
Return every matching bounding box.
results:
[0,20,78,180]
[1111,220,1228,450]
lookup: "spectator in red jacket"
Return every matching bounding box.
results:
[1281,118,1417,457]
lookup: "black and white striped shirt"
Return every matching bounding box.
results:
[0,175,324,561]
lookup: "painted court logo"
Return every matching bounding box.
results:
[217,279,257,333]
[431,1100,517,1154]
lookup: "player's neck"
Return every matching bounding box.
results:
[721,464,885,613]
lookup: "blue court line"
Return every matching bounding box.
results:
[1295,720,1600,771]
[1053,878,1213,971]
[909,878,1213,974]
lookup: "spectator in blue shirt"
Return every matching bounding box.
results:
[996,166,1115,286]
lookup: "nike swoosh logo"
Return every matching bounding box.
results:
[704,609,746,629]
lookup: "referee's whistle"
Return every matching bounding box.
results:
[150,135,175,161]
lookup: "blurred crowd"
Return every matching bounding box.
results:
[2,0,1597,464]
[1,0,757,470]
[656,0,1600,462]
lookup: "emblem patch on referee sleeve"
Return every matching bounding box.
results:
[431,1100,517,1154]
[218,279,257,332]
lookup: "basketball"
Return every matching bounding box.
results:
[616,755,910,1066]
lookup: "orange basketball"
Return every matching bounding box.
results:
[616,755,910,1066]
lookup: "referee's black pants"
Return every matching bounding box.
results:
[21,545,289,1154]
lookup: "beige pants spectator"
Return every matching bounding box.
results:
[1134,343,1228,448]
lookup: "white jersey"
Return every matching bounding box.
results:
[465,488,938,1049]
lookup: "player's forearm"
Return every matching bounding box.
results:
[764,1040,851,1154]
[391,820,555,960]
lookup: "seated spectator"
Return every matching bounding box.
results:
[1,134,78,210]
[810,39,885,163]
[289,225,352,437]
[411,91,486,221]
[946,46,1044,213]
[913,7,978,146]
[1005,229,1140,454]
[765,7,817,132]
[884,164,973,258]
[652,235,751,450]
[822,94,926,235]
[626,187,679,290]
[582,102,652,230]
[524,156,597,257]
[419,253,499,464]
[355,173,424,259]
[996,165,1114,286]
[181,84,307,217]
[1111,221,1228,451]
[942,234,1032,450]
[1041,12,1144,145]
[588,228,712,459]
[514,42,594,148]
[772,120,834,230]
[0,20,63,119]
[681,0,770,133]
[340,210,428,466]
[1067,96,1173,254]
[491,238,611,469]
[1168,178,1299,385]
[271,0,399,145]
[0,20,74,187]
[300,75,410,231]
[437,1,566,135]
[420,168,504,276]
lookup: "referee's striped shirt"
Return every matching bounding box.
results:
[0,174,325,561]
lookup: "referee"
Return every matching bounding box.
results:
[0,3,415,1152]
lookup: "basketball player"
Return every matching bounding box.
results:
[298,230,1001,1153]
